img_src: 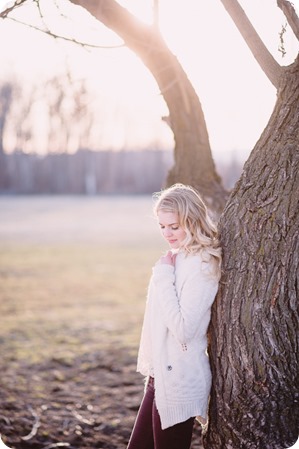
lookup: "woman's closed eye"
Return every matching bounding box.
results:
[160,225,179,230]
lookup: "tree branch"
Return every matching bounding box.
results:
[0,0,28,18]
[43,443,70,449]
[7,16,125,49]
[1,0,124,50]
[68,0,196,116]
[277,0,299,41]
[21,406,40,441]
[153,0,160,30]
[69,0,228,212]
[219,0,283,89]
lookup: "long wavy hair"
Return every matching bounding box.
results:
[153,183,221,278]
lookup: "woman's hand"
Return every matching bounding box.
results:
[159,251,177,266]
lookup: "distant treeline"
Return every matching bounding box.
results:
[0,149,243,195]
[0,149,173,194]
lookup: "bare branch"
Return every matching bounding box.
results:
[0,0,28,18]
[7,16,125,49]
[2,0,124,50]
[21,406,40,441]
[277,0,299,41]
[0,415,11,425]
[153,0,159,30]
[71,408,95,425]
[219,0,283,88]
[43,443,70,449]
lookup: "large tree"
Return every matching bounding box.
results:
[206,54,298,449]
[205,1,299,447]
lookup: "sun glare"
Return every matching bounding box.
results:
[0,0,298,158]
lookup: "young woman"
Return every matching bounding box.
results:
[127,183,221,449]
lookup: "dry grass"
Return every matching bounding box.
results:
[0,196,165,365]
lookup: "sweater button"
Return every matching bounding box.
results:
[167,365,172,371]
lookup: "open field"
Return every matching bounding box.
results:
[0,195,203,449]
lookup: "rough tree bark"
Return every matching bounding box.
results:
[205,56,299,449]
[69,0,228,213]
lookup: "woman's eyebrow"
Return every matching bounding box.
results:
[159,222,178,226]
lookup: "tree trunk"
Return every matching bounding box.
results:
[70,0,228,213]
[205,56,299,448]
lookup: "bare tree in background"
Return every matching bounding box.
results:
[0,82,14,155]
[44,73,94,153]
[0,70,95,155]
[0,82,14,188]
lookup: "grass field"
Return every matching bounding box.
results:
[0,195,166,364]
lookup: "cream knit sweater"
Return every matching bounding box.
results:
[137,250,219,430]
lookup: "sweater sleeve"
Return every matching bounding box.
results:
[152,256,218,345]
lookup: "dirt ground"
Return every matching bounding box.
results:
[0,346,204,449]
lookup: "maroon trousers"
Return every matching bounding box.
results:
[126,377,194,449]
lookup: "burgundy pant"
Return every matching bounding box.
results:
[127,377,194,449]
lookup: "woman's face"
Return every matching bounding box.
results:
[157,210,187,250]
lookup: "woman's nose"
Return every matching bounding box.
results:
[163,227,172,237]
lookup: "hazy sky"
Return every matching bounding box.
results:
[0,0,298,163]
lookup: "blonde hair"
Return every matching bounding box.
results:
[153,183,221,277]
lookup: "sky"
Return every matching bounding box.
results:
[0,0,298,163]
